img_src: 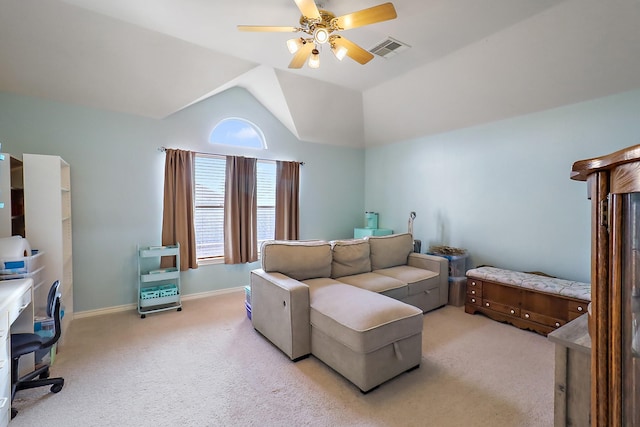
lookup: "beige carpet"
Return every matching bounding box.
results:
[10,291,555,427]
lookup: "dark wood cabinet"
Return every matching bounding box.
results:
[571,144,640,426]
[464,277,587,336]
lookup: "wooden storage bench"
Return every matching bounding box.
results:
[465,266,590,336]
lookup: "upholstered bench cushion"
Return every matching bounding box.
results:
[373,265,440,296]
[309,283,423,354]
[335,272,407,300]
[466,266,591,301]
[261,240,332,281]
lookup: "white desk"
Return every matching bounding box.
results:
[0,278,34,427]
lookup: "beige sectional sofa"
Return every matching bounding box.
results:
[250,233,448,392]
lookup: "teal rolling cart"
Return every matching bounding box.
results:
[137,244,182,318]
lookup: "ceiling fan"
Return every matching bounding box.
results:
[238,0,397,69]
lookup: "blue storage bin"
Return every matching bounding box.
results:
[427,252,469,278]
[158,284,178,297]
[245,301,252,320]
[140,286,160,299]
[244,285,251,305]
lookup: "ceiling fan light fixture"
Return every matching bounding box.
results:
[313,27,329,44]
[287,37,305,54]
[239,0,398,69]
[331,44,348,61]
[308,48,320,68]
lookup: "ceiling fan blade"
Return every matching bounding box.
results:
[333,37,374,65]
[288,42,314,69]
[237,25,299,32]
[294,0,321,20]
[333,2,397,30]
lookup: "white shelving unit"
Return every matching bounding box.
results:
[22,154,73,335]
[137,244,182,318]
[0,154,25,238]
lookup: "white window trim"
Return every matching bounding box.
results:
[209,117,267,149]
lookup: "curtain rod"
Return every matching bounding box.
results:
[158,146,304,165]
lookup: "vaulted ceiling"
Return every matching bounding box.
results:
[1,0,640,147]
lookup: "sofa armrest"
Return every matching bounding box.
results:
[408,253,448,276]
[408,253,449,305]
[250,269,311,361]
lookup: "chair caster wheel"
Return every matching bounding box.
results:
[51,383,63,393]
[40,369,50,379]
[11,408,17,419]
[141,314,146,319]
[177,307,182,312]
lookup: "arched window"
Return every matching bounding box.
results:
[209,118,266,149]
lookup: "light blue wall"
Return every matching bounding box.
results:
[0,87,365,312]
[3,86,639,311]
[365,89,640,283]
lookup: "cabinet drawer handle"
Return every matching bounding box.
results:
[471,281,476,286]
[18,303,29,314]
[555,322,561,327]
[471,290,476,295]
[0,397,7,409]
[485,302,490,307]
[577,306,583,312]
[525,313,530,319]
[510,309,515,314]
[471,298,476,303]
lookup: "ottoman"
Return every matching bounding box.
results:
[308,282,423,392]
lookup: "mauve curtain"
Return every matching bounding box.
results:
[224,156,258,264]
[161,149,198,270]
[275,161,300,240]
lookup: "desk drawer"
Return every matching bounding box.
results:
[0,357,8,409]
[0,399,8,427]
[468,287,482,298]
[482,299,520,317]
[467,279,482,292]
[0,311,9,427]
[0,311,7,341]
[0,311,11,370]
[568,300,589,316]
[8,287,31,325]
[466,294,482,307]
[521,310,565,329]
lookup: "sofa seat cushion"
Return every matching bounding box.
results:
[261,240,332,281]
[374,266,440,296]
[302,277,345,289]
[335,272,408,300]
[330,239,371,278]
[309,283,423,354]
[368,233,414,270]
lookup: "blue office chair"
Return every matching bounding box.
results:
[10,280,64,419]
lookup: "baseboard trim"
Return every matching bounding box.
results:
[73,286,245,319]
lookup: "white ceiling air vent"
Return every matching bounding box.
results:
[369,37,410,58]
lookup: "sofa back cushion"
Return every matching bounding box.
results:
[261,240,332,281]
[330,239,371,278]
[369,233,414,270]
